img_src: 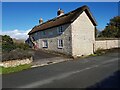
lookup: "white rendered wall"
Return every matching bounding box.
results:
[71,11,95,57]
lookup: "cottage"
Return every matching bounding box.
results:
[27,5,97,57]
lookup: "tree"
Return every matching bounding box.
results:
[2,35,16,52]
[2,35,14,44]
[2,35,30,52]
[98,16,120,38]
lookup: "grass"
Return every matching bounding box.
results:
[89,54,97,57]
[0,64,31,74]
[76,48,119,59]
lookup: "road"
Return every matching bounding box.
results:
[2,50,119,88]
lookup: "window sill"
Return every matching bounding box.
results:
[58,47,63,49]
[58,32,64,35]
[43,47,48,48]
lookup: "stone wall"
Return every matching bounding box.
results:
[0,57,33,68]
[94,39,120,51]
[31,23,72,55]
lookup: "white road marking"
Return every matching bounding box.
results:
[101,58,119,64]
[19,58,119,88]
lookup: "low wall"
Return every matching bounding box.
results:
[0,57,33,68]
[94,39,120,51]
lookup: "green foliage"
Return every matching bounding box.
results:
[2,35,30,52]
[2,35,16,52]
[0,64,31,74]
[15,43,30,50]
[2,35,33,61]
[2,35,14,44]
[2,43,16,52]
[89,54,97,57]
[98,16,120,38]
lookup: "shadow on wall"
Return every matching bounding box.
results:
[87,70,120,89]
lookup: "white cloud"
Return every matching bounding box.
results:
[2,29,31,40]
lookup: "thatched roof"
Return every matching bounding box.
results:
[28,5,97,35]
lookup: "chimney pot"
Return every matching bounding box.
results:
[39,18,43,24]
[57,8,64,16]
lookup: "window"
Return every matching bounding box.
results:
[49,32,53,36]
[30,36,35,41]
[58,39,63,48]
[57,26,63,34]
[42,31,46,36]
[42,40,48,48]
[35,32,38,36]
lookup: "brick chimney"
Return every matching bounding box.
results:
[57,8,64,16]
[39,18,43,24]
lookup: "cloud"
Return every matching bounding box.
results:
[2,29,31,40]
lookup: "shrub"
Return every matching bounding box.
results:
[2,48,33,61]
[2,35,30,52]
[15,43,30,50]
[2,43,16,52]
[2,35,33,62]
[2,35,13,44]
[2,35,16,52]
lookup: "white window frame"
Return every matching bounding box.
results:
[42,40,48,48]
[57,26,63,34]
[58,39,64,48]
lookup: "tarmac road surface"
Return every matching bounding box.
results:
[2,50,119,88]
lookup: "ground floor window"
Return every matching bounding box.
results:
[58,39,63,48]
[42,40,48,48]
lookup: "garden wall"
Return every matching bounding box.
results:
[0,57,33,68]
[94,39,120,51]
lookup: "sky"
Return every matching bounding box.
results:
[2,2,118,39]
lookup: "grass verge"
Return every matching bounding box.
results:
[77,48,119,59]
[89,54,98,57]
[0,64,31,74]
[94,48,119,56]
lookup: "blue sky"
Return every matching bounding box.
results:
[2,2,118,39]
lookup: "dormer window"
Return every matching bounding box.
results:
[57,26,63,34]
[49,32,53,36]
[42,31,46,36]
[35,32,38,36]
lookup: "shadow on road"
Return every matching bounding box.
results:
[87,70,120,89]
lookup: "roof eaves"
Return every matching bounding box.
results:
[28,22,72,35]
